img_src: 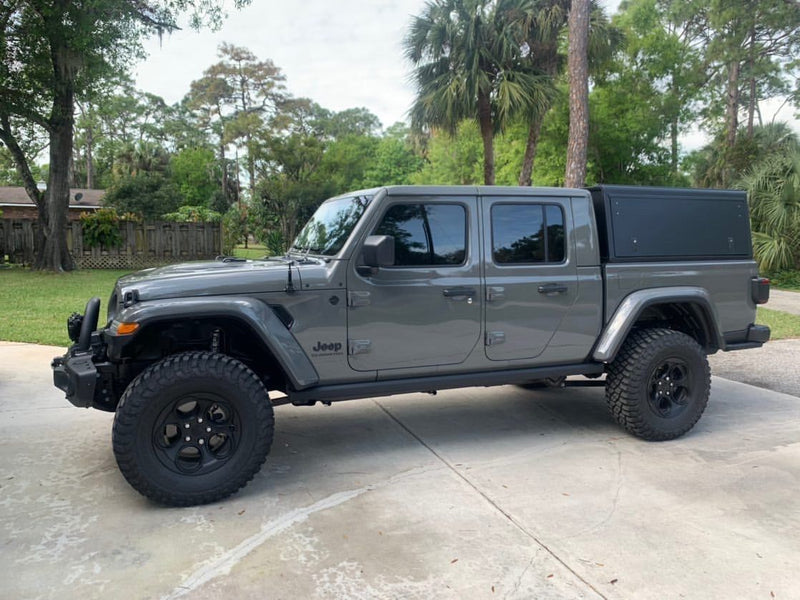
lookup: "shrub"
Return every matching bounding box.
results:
[161,205,222,223]
[80,209,122,249]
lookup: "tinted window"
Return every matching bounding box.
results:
[375,203,466,266]
[492,204,565,264]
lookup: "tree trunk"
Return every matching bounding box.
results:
[670,118,679,177]
[220,140,228,198]
[565,0,590,188]
[725,59,740,151]
[746,27,757,139]
[86,122,94,188]
[477,90,495,185]
[518,118,544,186]
[37,45,77,271]
[247,132,256,201]
[0,114,43,208]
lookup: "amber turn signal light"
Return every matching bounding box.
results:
[116,322,140,335]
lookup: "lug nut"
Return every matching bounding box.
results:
[198,439,204,445]
[198,418,203,423]
[185,436,191,442]
[206,427,212,433]
[184,423,190,429]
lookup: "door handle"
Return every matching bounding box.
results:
[443,287,477,299]
[538,283,568,295]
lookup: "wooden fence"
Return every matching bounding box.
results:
[0,219,222,269]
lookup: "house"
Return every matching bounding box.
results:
[0,187,104,220]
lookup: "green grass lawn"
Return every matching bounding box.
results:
[232,244,269,259]
[2,267,800,347]
[0,268,130,346]
[756,307,800,340]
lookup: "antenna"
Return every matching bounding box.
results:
[285,260,296,294]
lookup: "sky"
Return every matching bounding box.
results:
[135,0,431,129]
[134,0,796,152]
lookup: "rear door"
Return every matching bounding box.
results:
[482,196,578,361]
[346,195,482,371]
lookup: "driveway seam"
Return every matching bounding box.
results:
[374,399,608,600]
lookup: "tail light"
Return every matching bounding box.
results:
[751,277,770,305]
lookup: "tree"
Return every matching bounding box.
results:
[705,0,800,183]
[565,0,590,187]
[203,43,286,202]
[517,0,567,186]
[740,144,800,271]
[186,72,235,204]
[361,124,424,187]
[405,0,545,185]
[517,0,617,185]
[0,0,249,271]
[690,122,798,189]
[104,172,181,221]
[170,146,220,208]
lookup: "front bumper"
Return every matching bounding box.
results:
[52,350,98,408]
[52,296,118,412]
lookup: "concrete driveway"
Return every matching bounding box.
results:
[1,342,798,600]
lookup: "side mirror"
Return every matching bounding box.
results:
[361,235,395,268]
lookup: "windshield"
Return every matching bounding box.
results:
[291,195,372,256]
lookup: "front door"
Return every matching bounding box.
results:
[483,197,578,361]
[347,196,481,372]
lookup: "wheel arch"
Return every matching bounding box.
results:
[106,296,319,391]
[593,287,724,363]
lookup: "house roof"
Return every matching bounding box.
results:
[0,186,104,209]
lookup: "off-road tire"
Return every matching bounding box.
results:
[605,328,710,441]
[112,351,274,506]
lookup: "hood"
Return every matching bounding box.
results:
[116,258,304,302]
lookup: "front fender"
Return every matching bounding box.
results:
[592,287,724,363]
[105,296,319,390]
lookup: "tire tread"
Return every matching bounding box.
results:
[605,328,710,441]
[112,351,274,506]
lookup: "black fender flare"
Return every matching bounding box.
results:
[105,296,319,390]
[592,287,724,363]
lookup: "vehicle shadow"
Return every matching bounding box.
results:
[241,385,623,498]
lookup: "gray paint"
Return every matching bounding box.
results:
[346,193,482,371]
[603,260,760,337]
[482,194,581,361]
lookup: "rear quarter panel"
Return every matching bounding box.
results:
[604,260,760,336]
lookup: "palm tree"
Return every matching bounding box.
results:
[740,143,800,271]
[405,0,545,185]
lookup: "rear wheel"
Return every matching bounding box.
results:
[112,351,274,506]
[605,328,710,441]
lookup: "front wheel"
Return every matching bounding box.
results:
[605,328,710,441]
[112,352,274,506]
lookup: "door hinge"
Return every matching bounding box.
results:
[348,339,372,355]
[348,291,371,307]
[486,331,506,346]
[486,286,505,302]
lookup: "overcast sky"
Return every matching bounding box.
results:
[134,0,795,152]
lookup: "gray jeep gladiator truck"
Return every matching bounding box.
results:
[53,185,771,506]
